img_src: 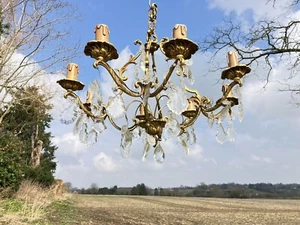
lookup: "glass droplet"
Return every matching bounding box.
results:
[59,97,79,124]
[106,94,126,120]
[178,133,190,155]
[120,125,133,158]
[153,143,165,163]
[142,141,150,161]
[86,128,98,146]
[167,85,188,115]
[216,123,226,144]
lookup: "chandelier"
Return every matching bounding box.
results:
[57,2,251,163]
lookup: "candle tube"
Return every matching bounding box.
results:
[173,24,187,39]
[228,51,238,67]
[94,24,110,42]
[86,91,93,103]
[66,63,79,80]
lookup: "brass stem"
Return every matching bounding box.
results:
[149,59,179,97]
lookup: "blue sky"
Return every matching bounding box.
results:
[50,0,300,188]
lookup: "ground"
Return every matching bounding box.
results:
[46,195,300,225]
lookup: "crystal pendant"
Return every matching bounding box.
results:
[139,45,146,72]
[216,123,226,144]
[178,134,190,155]
[142,141,150,161]
[167,84,188,115]
[132,127,141,140]
[86,128,98,146]
[153,143,165,163]
[120,125,133,158]
[88,80,102,105]
[73,113,87,135]
[147,134,156,147]
[218,105,229,124]
[59,97,79,124]
[106,94,126,120]
[187,67,194,85]
[93,119,106,134]
[163,113,181,140]
[188,126,196,146]
[79,123,88,143]
[235,85,243,122]
[208,114,214,129]
[227,118,235,142]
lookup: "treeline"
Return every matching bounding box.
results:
[72,182,300,199]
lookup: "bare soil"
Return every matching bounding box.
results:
[47,195,300,225]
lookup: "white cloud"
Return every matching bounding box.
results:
[93,152,119,172]
[251,154,274,163]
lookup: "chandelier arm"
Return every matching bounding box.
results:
[179,108,201,133]
[202,79,239,113]
[97,61,143,98]
[117,41,143,81]
[201,108,219,120]
[153,94,169,118]
[64,91,107,120]
[107,115,138,132]
[149,59,179,97]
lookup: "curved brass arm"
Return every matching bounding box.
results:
[149,59,179,97]
[202,79,239,113]
[97,61,143,98]
[107,115,137,132]
[179,108,201,132]
[64,91,107,120]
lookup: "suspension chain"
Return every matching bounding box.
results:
[147,3,158,42]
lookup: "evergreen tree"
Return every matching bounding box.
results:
[0,86,57,189]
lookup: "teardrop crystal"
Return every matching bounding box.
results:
[178,134,190,155]
[142,141,150,161]
[59,97,79,125]
[167,85,188,115]
[120,125,133,158]
[216,123,226,144]
[188,127,196,146]
[153,143,165,163]
[86,128,98,146]
[106,95,126,120]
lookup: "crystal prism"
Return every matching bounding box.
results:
[216,123,226,144]
[187,67,194,85]
[73,113,87,135]
[163,113,181,140]
[142,141,150,161]
[167,85,188,115]
[178,134,190,155]
[88,80,103,105]
[86,128,98,146]
[227,118,236,142]
[208,114,214,129]
[59,97,79,124]
[120,125,133,158]
[188,126,196,146]
[79,123,88,143]
[93,119,106,134]
[238,102,243,122]
[106,95,126,120]
[153,143,165,163]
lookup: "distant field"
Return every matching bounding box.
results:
[48,195,300,225]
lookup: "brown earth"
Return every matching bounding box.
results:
[47,195,300,225]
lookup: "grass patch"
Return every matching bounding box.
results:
[45,199,75,225]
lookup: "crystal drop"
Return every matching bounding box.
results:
[132,127,141,140]
[79,123,88,143]
[163,113,181,140]
[167,86,188,115]
[208,114,214,129]
[112,83,119,94]
[86,128,98,146]
[142,141,150,161]
[153,143,165,163]
[147,135,156,147]
[218,106,229,124]
[73,113,85,135]
[59,97,79,124]
[120,125,133,158]
[175,65,182,76]
[238,102,243,122]
[88,80,103,105]
[139,45,146,72]
[93,120,106,134]
[187,67,194,85]
[178,133,190,155]
[188,127,196,146]
[227,119,236,142]
[216,123,226,144]
[106,95,126,120]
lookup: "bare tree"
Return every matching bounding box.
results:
[0,0,79,124]
[200,0,300,104]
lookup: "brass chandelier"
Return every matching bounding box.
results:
[57,2,251,163]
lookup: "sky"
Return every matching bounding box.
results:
[46,0,300,189]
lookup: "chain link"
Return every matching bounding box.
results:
[147,3,157,42]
